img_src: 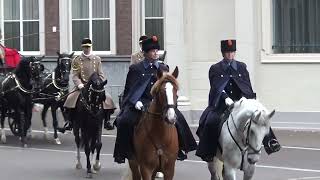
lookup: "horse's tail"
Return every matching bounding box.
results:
[121,162,133,180]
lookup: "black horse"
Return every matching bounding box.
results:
[0,56,44,147]
[72,72,107,178]
[34,52,73,144]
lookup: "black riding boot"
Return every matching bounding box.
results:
[263,127,281,154]
[196,118,220,162]
[104,109,115,130]
[176,128,187,161]
[58,108,73,133]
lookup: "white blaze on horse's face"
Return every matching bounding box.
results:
[165,82,176,123]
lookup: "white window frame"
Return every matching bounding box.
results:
[0,0,44,56]
[141,0,165,54]
[67,0,116,56]
[261,0,320,63]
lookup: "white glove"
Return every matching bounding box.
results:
[225,97,234,107]
[135,101,144,110]
[55,92,62,101]
[78,84,84,89]
[55,95,61,101]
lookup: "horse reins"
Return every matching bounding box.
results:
[52,71,69,91]
[141,92,177,169]
[226,109,262,170]
[79,86,104,119]
[142,109,176,169]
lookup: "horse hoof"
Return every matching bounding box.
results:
[76,163,82,169]
[22,144,28,148]
[43,133,48,140]
[86,172,93,179]
[93,162,101,171]
[91,169,97,174]
[43,128,49,140]
[54,138,61,145]
[27,134,33,140]
[1,135,6,144]
[156,172,164,178]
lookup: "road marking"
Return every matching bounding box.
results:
[184,159,320,173]
[271,127,320,131]
[189,124,320,131]
[272,122,320,125]
[2,128,117,138]
[1,145,320,173]
[288,176,320,180]
[282,146,320,151]
[4,128,320,151]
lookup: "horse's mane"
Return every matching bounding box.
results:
[232,98,270,126]
[87,72,101,85]
[151,73,179,96]
[14,56,33,79]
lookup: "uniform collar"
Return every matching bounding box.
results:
[143,59,159,69]
[81,52,94,59]
[222,59,237,71]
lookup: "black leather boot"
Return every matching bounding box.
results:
[177,150,187,161]
[265,139,281,155]
[104,109,115,130]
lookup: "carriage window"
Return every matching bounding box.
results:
[272,0,320,53]
[144,0,164,50]
[72,0,111,52]
[3,0,39,51]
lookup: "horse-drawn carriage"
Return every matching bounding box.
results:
[0,46,22,139]
[0,51,73,146]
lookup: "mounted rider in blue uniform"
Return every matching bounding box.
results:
[196,39,281,162]
[113,36,197,164]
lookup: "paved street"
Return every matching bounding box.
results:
[0,112,320,180]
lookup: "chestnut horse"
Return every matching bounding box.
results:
[127,66,180,180]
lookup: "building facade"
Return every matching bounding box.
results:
[1,0,319,123]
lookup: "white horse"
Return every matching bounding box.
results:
[208,97,275,180]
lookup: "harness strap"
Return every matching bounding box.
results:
[226,118,246,170]
[52,72,69,91]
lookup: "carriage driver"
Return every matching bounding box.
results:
[113,36,197,164]
[196,39,281,162]
[63,38,116,131]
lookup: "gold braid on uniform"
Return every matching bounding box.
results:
[71,56,80,71]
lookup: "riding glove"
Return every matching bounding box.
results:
[225,97,234,107]
[135,101,144,110]
[78,84,84,89]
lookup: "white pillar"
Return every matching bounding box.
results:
[0,0,4,45]
[59,0,71,53]
[234,0,256,86]
[164,0,192,121]
[131,0,141,54]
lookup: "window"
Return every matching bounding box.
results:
[71,0,112,52]
[2,0,42,52]
[272,0,320,54]
[143,0,164,50]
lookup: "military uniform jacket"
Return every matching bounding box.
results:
[198,59,256,133]
[122,59,168,107]
[130,51,144,65]
[64,53,115,109]
[116,59,197,152]
[208,59,255,109]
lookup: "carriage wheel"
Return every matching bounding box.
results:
[8,117,21,136]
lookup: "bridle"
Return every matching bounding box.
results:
[146,81,177,125]
[80,83,105,117]
[226,109,262,169]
